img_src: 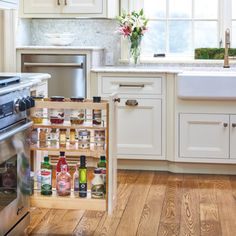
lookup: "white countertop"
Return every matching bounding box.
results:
[0,73,51,95]
[91,65,236,74]
[16,46,105,51]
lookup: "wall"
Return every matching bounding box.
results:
[17,18,121,65]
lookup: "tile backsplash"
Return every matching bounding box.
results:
[17,18,120,64]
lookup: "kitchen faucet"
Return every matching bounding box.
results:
[223,28,230,68]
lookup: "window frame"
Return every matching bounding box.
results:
[120,0,233,62]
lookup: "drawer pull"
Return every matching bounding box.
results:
[232,123,236,128]
[119,84,145,88]
[223,123,228,127]
[125,99,138,107]
[57,0,60,5]
[113,98,121,103]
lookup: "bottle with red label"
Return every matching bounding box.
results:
[56,165,71,196]
[41,156,52,195]
[56,151,69,176]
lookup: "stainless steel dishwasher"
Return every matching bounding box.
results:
[21,54,86,98]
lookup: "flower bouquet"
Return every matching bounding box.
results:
[117,9,148,64]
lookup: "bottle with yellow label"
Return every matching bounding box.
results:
[79,155,87,198]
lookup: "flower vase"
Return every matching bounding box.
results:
[129,37,142,65]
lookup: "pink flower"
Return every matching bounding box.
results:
[119,25,131,36]
[141,27,148,35]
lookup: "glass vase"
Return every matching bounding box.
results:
[129,37,142,65]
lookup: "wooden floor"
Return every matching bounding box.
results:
[28,170,236,236]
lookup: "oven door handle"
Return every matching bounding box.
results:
[0,121,33,142]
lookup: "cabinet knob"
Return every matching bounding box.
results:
[232,123,236,128]
[113,98,120,103]
[223,123,228,128]
[125,99,138,107]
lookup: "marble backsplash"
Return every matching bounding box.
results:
[17,18,121,64]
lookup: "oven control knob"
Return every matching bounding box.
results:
[14,100,20,113]
[19,99,26,112]
[23,97,31,110]
[28,96,35,108]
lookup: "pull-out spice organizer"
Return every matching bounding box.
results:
[30,95,118,213]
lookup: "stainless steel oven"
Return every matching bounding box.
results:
[0,76,34,236]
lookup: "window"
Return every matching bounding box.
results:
[121,0,234,60]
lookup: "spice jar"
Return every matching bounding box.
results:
[50,128,58,147]
[78,130,90,149]
[59,129,67,148]
[31,96,44,124]
[70,97,85,125]
[92,96,102,126]
[94,130,105,150]
[31,128,38,145]
[39,129,47,147]
[50,96,65,124]
[70,129,76,145]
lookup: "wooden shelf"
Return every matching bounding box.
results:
[30,190,106,211]
[32,99,108,110]
[32,121,106,130]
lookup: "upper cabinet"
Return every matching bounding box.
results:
[0,0,18,9]
[20,0,119,18]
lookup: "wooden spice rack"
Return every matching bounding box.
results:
[29,97,117,213]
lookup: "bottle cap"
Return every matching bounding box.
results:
[60,151,65,156]
[44,156,49,162]
[94,168,102,174]
[80,155,86,167]
[100,156,106,162]
[93,96,101,103]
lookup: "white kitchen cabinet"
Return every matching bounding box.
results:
[179,114,229,159]
[117,98,162,157]
[20,0,118,18]
[97,74,166,160]
[0,0,18,9]
[30,81,48,97]
[230,115,236,158]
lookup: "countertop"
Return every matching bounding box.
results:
[0,73,51,95]
[16,46,104,51]
[91,65,236,74]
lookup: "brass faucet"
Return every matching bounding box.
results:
[223,28,230,68]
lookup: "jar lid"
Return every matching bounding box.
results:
[93,96,101,103]
[50,96,64,101]
[32,96,44,100]
[70,97,84,102]
[94,168,102,174]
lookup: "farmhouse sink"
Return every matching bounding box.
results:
[178,71,236,100]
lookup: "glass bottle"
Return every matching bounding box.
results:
[39,128,47,147]
[56,151,69,176]
[91,168,105,199]
[41,156,52,196]
[50,128,58,147]
[97,155,106,193]
[70,129,76,145]
[79,155,87,198]
[56,165,71,196]
[73,163,79,196]
[59,129,67,148]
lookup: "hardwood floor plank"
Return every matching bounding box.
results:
[30,209,85,236]
[215,176,236,236]
[115,171,154,236]
[157,174,183,236]
[179,174,200,236]
[136,172,168,236]
[73,210,104,236]
[230,175,236,202]
[27,208,50,234]
[93,171,140,236]
[198,175,221,236]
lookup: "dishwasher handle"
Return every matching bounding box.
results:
[23,62,84,68]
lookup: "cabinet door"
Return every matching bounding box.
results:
[179,114,229,159]
[117,98,162,157]
[230,115,236,158]
[23,0,61,14]
[63,0,103,14]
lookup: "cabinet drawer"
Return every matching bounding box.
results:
[101,76,162,95]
